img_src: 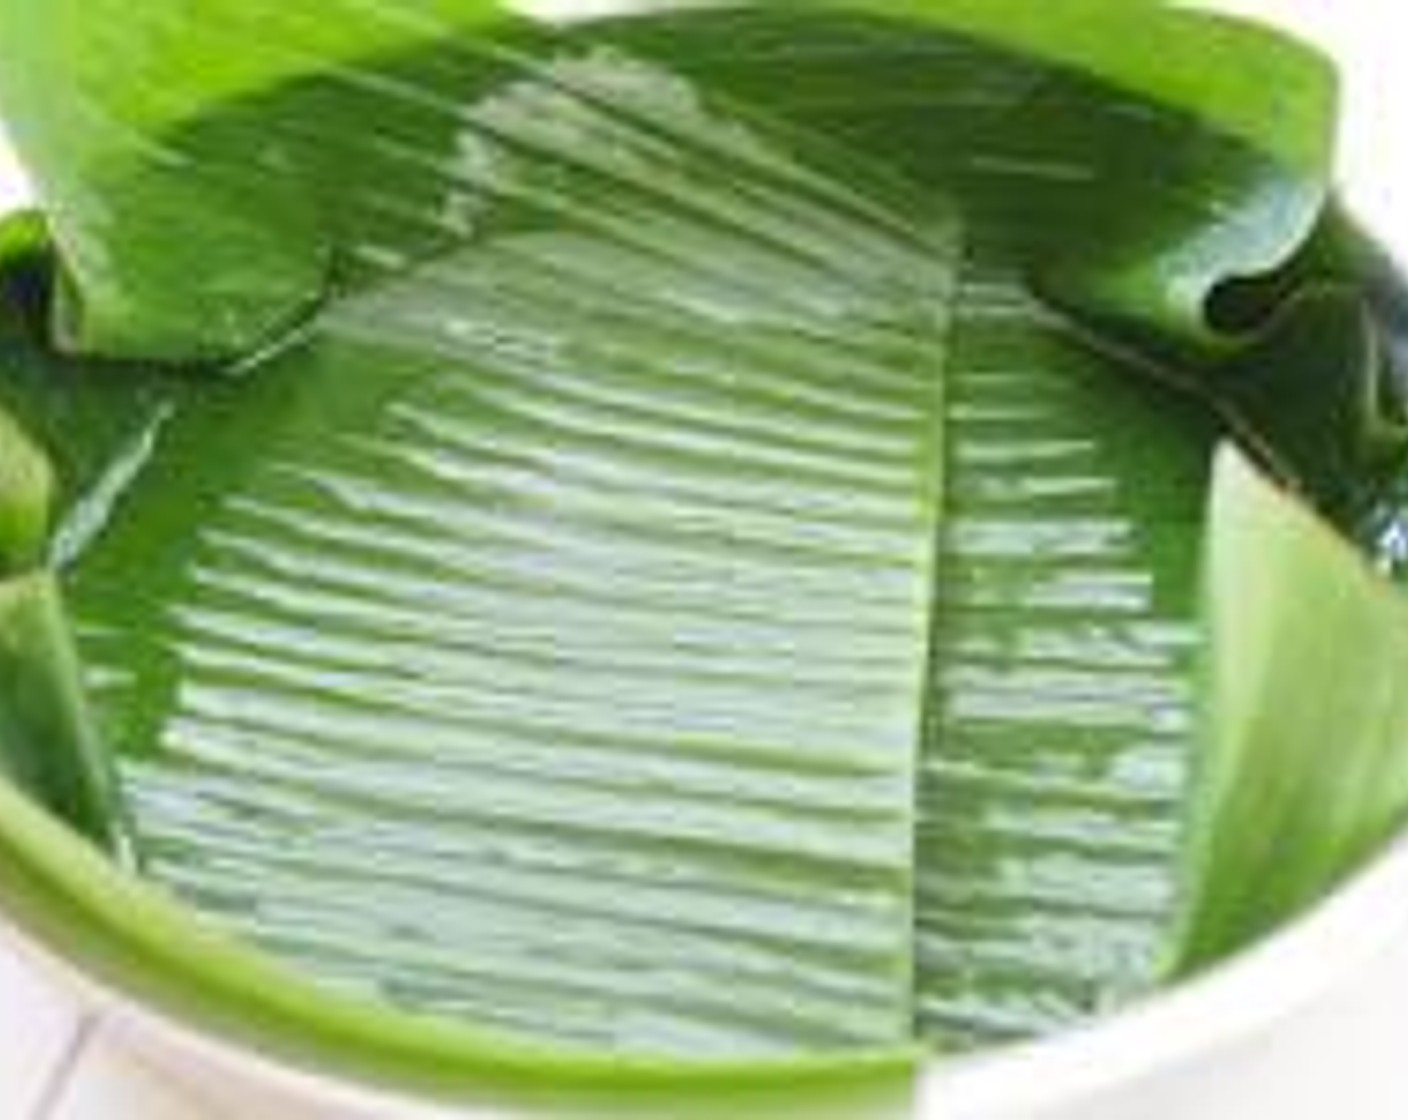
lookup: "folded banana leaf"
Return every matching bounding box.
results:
[1,1,1407,1116]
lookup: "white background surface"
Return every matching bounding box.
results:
[1,1,1406,1117]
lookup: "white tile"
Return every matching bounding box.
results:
[49,1031,219,1120]
[0,933,83,1120]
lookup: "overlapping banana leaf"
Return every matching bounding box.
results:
[1,1,1408,1116]
[1174,443,1408,976]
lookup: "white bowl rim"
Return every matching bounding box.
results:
[8,829,1408,1118]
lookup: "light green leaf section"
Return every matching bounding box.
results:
[0,0,525,358]
[0,407,52,573]
[0,572,116,844]
[0,771,916,1120]
[1173,447,1408,974]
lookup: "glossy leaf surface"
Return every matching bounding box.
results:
[1,1,1405,1114]
[68,54,959,1057]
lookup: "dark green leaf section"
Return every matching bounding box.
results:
[1212,291,1404,533]
[1174,448,1408,974]
[0,218,184,568]
[1236,210,1408,568]
[64,49,958,1058]
[0,218,53,570]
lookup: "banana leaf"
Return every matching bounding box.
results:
[0,1,1406,1116]
[1173,444,1408,975]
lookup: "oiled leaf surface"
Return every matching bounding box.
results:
[0,0,1372,1093]
[67,50,957,1057]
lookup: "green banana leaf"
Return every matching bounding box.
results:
[0,1,1407,1115]
[1173,445,1408,976]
